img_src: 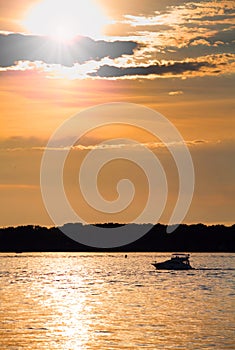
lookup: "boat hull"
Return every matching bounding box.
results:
[152,261,193,270]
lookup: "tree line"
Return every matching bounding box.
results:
[0,223,234,252]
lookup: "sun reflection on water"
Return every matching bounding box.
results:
[0,253,234,349]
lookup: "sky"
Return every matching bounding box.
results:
[0,0,234,227]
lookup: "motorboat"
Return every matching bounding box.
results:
[152,253,193,270]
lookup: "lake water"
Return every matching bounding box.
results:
[0,253,234,349]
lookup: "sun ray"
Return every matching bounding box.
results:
[22,0,109,41]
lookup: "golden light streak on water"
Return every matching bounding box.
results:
[0,253,234,349]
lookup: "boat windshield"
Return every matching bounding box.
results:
[171,253,190,261]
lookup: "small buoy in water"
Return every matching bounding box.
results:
[125,254,127,258]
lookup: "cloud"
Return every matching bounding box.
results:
[0,136,47,152]
[153,42,235,63]
[89,60,215,78]
[0,33,138,68]
[117,1,235,64]
[0,2,234,80]
[190,39,211,47]
[0,53,233,80]
[168,90,183,96]
[0,136,214,152]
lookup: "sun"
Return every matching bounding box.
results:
[22,0,108,41]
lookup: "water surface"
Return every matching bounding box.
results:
[0,253,234,349]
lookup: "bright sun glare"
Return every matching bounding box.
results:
[22,0,108,41]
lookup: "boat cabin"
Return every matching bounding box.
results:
[171,253,190,264]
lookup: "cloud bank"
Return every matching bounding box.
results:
[0,1,234,80]
[89,61,215,78]
[0,33,138,67]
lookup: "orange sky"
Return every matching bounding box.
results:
[0,0,234,227]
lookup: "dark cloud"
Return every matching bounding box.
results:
[0,136,46,150]
[208,29,235,44]
[0,33,138,67]
[154,42,234,62]
[184,22,233,31]
[90,61,215,78]
[187,28,235,46]
[191,14,235,22]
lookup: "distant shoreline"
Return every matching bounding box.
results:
[0,223,234,253]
